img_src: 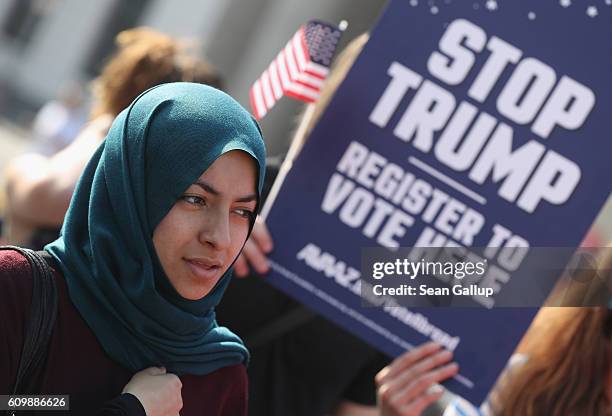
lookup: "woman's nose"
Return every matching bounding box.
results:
[198,209,232,250]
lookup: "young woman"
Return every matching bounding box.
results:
[0,82,266,415]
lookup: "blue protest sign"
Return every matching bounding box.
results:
[262,0,611,405]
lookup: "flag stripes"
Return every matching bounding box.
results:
[250,21,342,119]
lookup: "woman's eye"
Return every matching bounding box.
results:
[234,208,254,220]
[182,195,206,206]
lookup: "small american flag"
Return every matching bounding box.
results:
[249,20,343,120]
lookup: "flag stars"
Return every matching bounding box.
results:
[430,5,439,14]
[410,0,418,6]
[249,21,340,120]
[586,5,598,17]
[485,0,498,11]
[527,11,536,20]
[606,0,612,5]
[560,0,571,7]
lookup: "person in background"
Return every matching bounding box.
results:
[376,249,612,416]
[29,80,88,156]
[1,82,266,415]
[2,27,222,248]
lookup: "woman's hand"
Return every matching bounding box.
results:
[376,342,459,416]
[233,216,273,277]
[122,367,183,416]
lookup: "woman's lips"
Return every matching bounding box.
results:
[185,258,222,280]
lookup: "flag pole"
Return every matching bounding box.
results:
[260,101,316,220]
[260,19,350,220]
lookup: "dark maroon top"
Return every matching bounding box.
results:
[0,249,248,416]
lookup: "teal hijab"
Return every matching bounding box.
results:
[46,82,266,375]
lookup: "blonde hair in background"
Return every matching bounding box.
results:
[497,250,612,416]
[91,27,222,118]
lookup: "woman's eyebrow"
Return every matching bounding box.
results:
[195,180,219,195]
[195,180,257,203]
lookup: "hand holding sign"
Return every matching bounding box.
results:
[233,216,273,278]
[376,342,458,416]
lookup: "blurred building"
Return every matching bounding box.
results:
[0,0,387,154]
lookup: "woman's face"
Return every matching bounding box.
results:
[153,150,258,300]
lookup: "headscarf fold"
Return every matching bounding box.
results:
[46,82,266,374]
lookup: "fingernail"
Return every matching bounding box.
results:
[427,384,444,395]
[376,367,390,381]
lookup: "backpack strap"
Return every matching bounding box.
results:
[35,250,56,270]
[0,246,58,395]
